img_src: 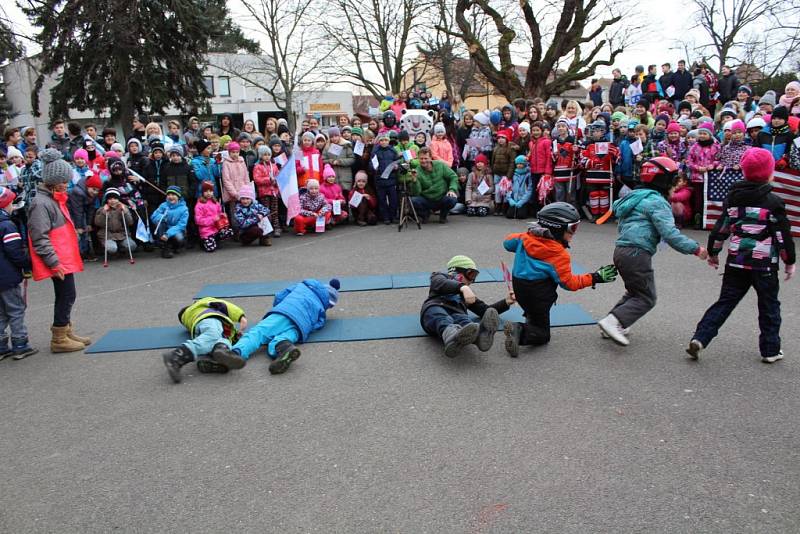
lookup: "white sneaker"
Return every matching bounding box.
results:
[686,339,704,360]
[762,350,784,364]
[598,314,629,346]
[601,326,630,339]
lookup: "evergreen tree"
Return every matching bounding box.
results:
[23,0,257,137]
[0,11,24,130]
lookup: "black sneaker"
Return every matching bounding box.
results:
[504,322,521,358]
[0,346,11,361]
[161,247,173,259]
[162,346,192,383]
[210,343,246,370]
[196,357,230,374]
[269,341,301,375]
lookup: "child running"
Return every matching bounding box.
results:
[598,157,708,346]
[686,148,795,363]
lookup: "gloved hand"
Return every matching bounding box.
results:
[592,264,618,285]
[786,263,796,281]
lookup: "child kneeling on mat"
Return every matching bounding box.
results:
[230,278,340,374]
[420,256,515,358]
[502,202,617,357]
[163,297,248,383]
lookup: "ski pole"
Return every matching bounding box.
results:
[103,209,109,267]
[121,207,135,264]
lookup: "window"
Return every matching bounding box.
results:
[202,76,214,96]
[218,76,231,97]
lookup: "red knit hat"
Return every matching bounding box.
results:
[740,147,774,183]
[85,174,102,189]
[201,181,215,193]
[666,122,681,134]
[496,128,513,141]
[0,185,16,209]
[475,154,489,166]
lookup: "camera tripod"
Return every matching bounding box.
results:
[397,182,421,232]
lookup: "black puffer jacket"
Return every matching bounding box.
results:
[420,272,509,319]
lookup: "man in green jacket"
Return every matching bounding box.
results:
[410,147,459,223]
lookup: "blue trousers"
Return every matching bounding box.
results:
[421,305,475,338]
[0,285,28,346]
[182,318,228,359]
[412,195,457,221]
[376,180,398,222]
[692,267,781,357]
[232,314,300,360]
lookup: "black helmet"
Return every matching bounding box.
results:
[536,202,581,238]
[383,110,396,121]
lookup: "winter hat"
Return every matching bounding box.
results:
[473,111,490,126]
[655,113,670,126]
[85,174,102,190]
[323,164,336,180]
[740,147,774,183]
[666,122,681,134]
[350,127,364,137]
[168,144,184,157]
[103,187,121,202]
[306,179,320,189]
[71,148,88,162]
[677,100,692,114]
[301,131,315,142]
[218,134,232,148]
[489,110,502,125]
[398,129,409,141]
[475,154,489,166]
[327,127,340,138]
[277,124,291,137]
[433,122,446,135]
[269,135,282,147]
[251,134,264,145]
[759,90,777,108]
[518,121,531,133]
[40,148,72,186]
[722,121,733,131]
[514,155,528,166]
[746,117,767,130]
[737,85,752,96]
[315,133,328,143]
[691,110,705,119]
[496,128,513,141]
[698,121,715,133]
[729,119,746,133]
[226,141,240,152]
[720,108,737,120]
[108,158,126,175]
[194,138,211,154]
[376,131,390,141]
[257,145,270,158]
[165,185,183,198]
[327,278,340,307]
[150,141,165,154]
[611,111,627,123]
[238,184,255,200]
[685,88,701,101]
[0,185,17,209]
[237,132,252,142]
[636,96,650,109]
[678,118,693,131]
[110,143,124,154]
[277,118,289,127]
[687,130,699,139]
[447,255,477,271]
[201,181,215,193]
[127,138,143,151]
[771,105,789,121]
[627,118,640,129]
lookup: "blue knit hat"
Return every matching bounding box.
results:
[327,278,340,307]
[514,155,528,166]
[165,185,183,198]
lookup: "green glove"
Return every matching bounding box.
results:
[592,264,617,284]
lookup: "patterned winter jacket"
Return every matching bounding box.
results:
[234,201,270,230]
[298,192,330,217]
[686,142,720,181]
[716,140,748,168]
[708,181,795,271]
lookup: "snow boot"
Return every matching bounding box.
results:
[66,323,91,346]
[210,343,246,370]
[597,314,629,346]
[475,308,500,352]
[503,321,521,357]
[196,357,230,374]
[686,339,704,360]
[163,346,194,383]
[442,323,479,358]
[269,341,301,374]
[50,326,86,353]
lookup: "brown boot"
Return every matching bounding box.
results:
[51,326,86,353]
[260,236,272,246]
[66,323,92,346]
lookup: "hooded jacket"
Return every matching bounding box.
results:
[0,209,30,290]
[420,271,509,320]
[708,181,795,271]
[221,156,250,203]
[503,226,594,290]
[266,279,334,341]
[194,197,226,239]
[613,188,700,256]
[191,155,222,198]
[150,198,189,238]
[27,185,83,280]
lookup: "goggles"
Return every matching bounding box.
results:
[567,221,580,234]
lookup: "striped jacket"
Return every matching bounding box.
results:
[0,209,30,290]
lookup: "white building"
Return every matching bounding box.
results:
[2,52,353,140]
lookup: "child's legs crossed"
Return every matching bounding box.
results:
[182,317,227,359]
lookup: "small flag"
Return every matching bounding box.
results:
[135,217,151,242]
[276,155,301,224]
[500,261,512,292]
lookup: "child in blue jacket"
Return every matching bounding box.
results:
[0,186,37,360]
[150,185,189,258]
[229,278,340,374]
[505,155,533,220]
[598,157,707,346]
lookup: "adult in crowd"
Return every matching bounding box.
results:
[671,60,693,109]
[410,148,459,224]
[217,113,240,139]
[27,149,90,353]
[717,65,740,106]
[589,79,603,107]
[608,69,628,107]
[658,63,673,99]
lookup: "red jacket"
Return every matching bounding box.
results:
[253,161,280,197]
[295,147,322,188]
[27,187,83,281]
[528,137,553,175]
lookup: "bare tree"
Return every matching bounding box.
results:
[321,0,430,99]
[438,0,637,100]
[213,0,332,130]
[688,0,800,78]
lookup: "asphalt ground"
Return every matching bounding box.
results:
[1,216,798,533]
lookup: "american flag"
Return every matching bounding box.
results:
[704,168,800,238]
[703,169,743,229]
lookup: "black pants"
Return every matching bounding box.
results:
[512,277,557,346]
[52,274,77,327]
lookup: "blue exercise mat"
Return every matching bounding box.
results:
[84,304,595,354]
[194,265,586,298]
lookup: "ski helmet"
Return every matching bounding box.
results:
[382,110,396,127]
[447,255,479,281]
[536,202,581,235]
[639,156,679,193]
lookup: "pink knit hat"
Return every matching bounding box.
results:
[73,149,89,161]
[227,141,240,152]
[323,164,336,180]
[697,121,715,133]
[740,147,774,183]
[238,184,255,200]
[666,122,681,134]
[729,119,746,133]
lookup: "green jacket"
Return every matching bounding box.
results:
[178,297,246,341]
[395,142,419,184]
[410,160,459,200]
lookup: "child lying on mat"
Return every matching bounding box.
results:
[420,255,515,358]
[163,297,248,383]
[229,278,340,374]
